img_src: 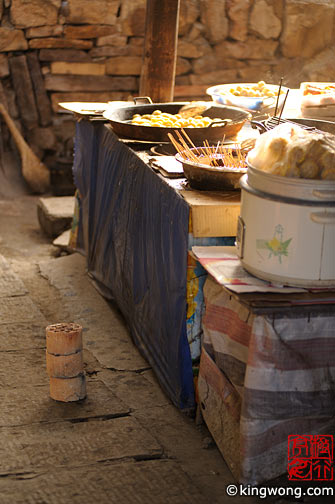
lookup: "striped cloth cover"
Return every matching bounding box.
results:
[199,275,335,484]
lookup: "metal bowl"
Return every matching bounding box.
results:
[206,83,289,113]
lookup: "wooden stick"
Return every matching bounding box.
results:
[277,89,290,124]
[168,130,246,169]
[274,77,283,118]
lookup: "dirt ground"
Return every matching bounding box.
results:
[0,153,329,503]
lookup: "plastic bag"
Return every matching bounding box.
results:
[248,123,335,180]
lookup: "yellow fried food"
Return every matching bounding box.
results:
[230,81,283,98]
[321,166,335,180]
[131,111,223,128]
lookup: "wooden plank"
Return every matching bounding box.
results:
[139,0,180,102]
[180,190,240,238]
[26,51,52,127]
[8,54,38,129]
[44,74,137,92]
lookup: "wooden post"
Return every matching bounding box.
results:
[139,0,180,103]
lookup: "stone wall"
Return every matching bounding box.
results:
[0,0,334,169]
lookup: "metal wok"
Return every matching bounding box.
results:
[103,101,251,143]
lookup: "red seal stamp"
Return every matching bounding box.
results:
[288,435,334,481]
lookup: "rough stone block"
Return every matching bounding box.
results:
[10,0,60,28]
[29,38,93,49]
[27,51,53,126]
[44,74,137,92]
[216,37,278,60]
[37,196,75,237]
[27,127,56,150]
[119,0,146,36]
[0,54,9,78]
[250,0,281,39]
[200,0,228,43]
[96,34,127,47]
[51,61,106,76]
[0,27,28,52]
[39,48,92,61]
[52,229,72,251]
[177,39,207,59]
[227,0,251,42]
[8,54,39,129]
[105,56,142,75]
[64,24,118,39]
[89,45,129,58]
[65,0,119,25]
[25,25,63,38]
[176,57,192,76]
[281,0,335,58]
[0,82,8,110]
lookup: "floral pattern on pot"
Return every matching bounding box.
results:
[256,225,292,264]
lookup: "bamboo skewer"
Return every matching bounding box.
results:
[168,129,246,169]
[277,89,290,124]
[274,77,283,118]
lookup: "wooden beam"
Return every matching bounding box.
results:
[139,0,180,103]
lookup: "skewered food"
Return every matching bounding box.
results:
[169,129,246,169]
[248,123,335,180]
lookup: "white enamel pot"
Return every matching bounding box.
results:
[236,162,335,287]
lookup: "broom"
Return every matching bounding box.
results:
[0,103,50,193]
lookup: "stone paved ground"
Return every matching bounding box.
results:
[0,153,262,504]
[0,154,330,503]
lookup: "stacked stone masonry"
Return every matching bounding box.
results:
[0,0,334,169]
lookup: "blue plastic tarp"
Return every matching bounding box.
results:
[73,121,195,409]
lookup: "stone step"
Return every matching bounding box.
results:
[37,196,74,237]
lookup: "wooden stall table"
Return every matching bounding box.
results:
[72,118,244,410]
[192,246,335,485]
